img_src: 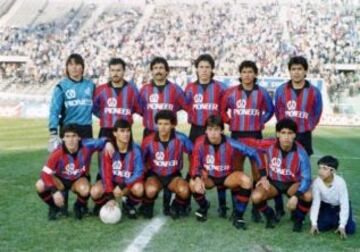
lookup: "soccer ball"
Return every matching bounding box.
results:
[99,203,122,224]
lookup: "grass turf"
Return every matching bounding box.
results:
[0,118,359,251]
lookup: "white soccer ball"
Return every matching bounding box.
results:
[99,203,122,224]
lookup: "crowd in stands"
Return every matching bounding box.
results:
[0,0,359,99]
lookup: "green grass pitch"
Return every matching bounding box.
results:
[0,118,359,252]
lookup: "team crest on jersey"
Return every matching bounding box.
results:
[287,100,297,111]
[107,97,117,107]
[149,93,159,103]
[84,87,91,96]
[64,163,83,176]
[155,151,165,161]
[112,160,122,176]
[270,157,282,169]
[194,94,203,103]
[236,99,247,109]
[65,89,76,99]
[205,154,215,164]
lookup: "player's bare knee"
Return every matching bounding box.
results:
[176,184,190,199]
[90,185,102,200]
[77,184,90,197]
[189,179,196,192]
[113,187,122,198]
[251,190,263,204]
[131,183,144,198]
[302,191,312,202]
[240,175,252,189]
[35,179,45,193]
[145,185,158,199]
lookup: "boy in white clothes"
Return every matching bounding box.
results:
[310,155,356,239]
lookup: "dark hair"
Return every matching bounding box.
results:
[205,115,224,131]
[239,60,258,84]
[108,58,126,70]
[288,56,308,71]
[113,119,131,131]
[65,53,84,76]
[275,118,297,133]
[317,155,339,170]
[61,124,79,136]
[150,57,169,72]
[239,60,258,74]
[194,54,215,69]
[112,119,133,145]
[155,110,177,125]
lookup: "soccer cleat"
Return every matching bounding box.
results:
[169,201,180,220]
[92,204,102,216]
[251,208,262,223]
[217,205,229,218]
[73,202,86,220]
[163,205,171,216]
[195,201,210,222]
[274,209,285,223]
[48,205,60,221]
[122,202,137,219]
[290,211,296,222]
[265,209,276,229]
[265,216,276,229]
[233,217,247,230]
[59,206,69,217]
[293,220,303,232]
[140,204,154,219]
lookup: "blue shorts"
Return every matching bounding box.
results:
[317,201,356,234]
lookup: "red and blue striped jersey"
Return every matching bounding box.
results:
[274,80,322,133]
[185,80,225,126]
[93,82,141,128]
[41,138,106,188]
[139,81,187,131]
[244,138,312,196]
[190,135,262,178]
[221,84,274,132]
[141,130,193,177]
[100,143,144,193]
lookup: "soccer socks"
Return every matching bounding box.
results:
[38,191,55,206]
[274,194,284,214]
[255,201,275,218]
[76,194,89,207]
[232,188,251,218]
[293,199,312,222]
[217,185,227,208]
[163,187,172,208]
[193,193,208,209]
[127,192,142,207]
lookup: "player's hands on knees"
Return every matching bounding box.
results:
[287,195,298,210]
[104,142,115,157]
[53,191,64,207]
[309,225,320,235]
[106,199,117,208]
[256,176,270,191]
[48,134,61,152]
[335,227,347,240]
[194,177,205,194]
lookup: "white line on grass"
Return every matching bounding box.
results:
[124,217,166,252]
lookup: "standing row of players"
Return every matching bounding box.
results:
[36,53,355,238]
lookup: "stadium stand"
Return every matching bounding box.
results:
[0,0,359,112]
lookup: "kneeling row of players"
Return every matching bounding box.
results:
[35,111,355,236]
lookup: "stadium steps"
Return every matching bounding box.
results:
[32,0,82,27]
[1,0,47,27]
[76,3,105,34]
[0,0,15,19]
[28,0,49,27]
